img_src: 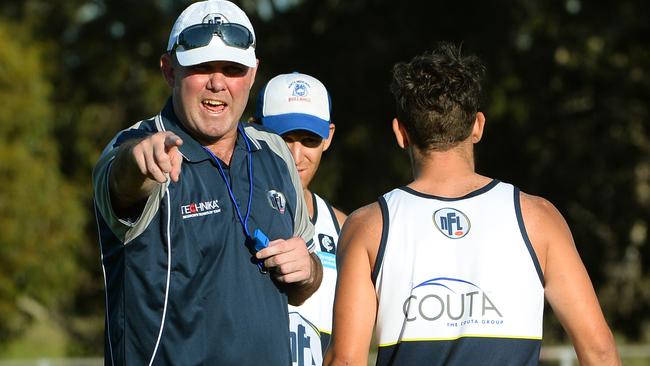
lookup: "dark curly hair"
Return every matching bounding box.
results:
[390,43,486,151]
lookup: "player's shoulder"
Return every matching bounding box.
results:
[336,202,384,257]
[519,190,572,262]
[519,191,565,226]
[313,192,348,227]
[343,202,382,233]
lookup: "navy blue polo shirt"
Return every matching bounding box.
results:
[93,99,314,365]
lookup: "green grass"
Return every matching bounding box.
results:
[0,319,68,358]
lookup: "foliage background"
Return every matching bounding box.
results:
[0,0,648,358]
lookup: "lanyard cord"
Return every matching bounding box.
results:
[202,125,254,238]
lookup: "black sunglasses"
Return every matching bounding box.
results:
[174,23,255,51]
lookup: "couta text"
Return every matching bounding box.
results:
[403,291,503,322]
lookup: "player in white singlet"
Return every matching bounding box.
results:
[324,44,620,366]
[254,72,347,366]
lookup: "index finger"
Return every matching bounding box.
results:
[164,133,183,151]
[255,239,289,260]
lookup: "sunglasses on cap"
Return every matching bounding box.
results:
[174,22,255,51]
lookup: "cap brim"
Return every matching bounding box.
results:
[262,114,330,139]
[175,39,256,68]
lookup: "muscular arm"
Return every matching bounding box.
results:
[521,193,621,365]
[324,203,382,366]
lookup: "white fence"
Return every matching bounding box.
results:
[1,345,649,366]
[541,345,650,365]
[0,360,101,366]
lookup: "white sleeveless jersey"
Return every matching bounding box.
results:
[289,193,340,366]
[374,180,545,366]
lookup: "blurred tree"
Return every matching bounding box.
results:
[0,0,647,357]
[473,1,650,341]
[0,0,180,354]
[0,19,85,346]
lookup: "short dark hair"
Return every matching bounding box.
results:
[390,43,485,151]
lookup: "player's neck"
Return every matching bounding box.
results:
[409,146,490,197]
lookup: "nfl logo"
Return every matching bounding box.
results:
[433,208,471,239]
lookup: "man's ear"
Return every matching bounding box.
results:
[248,59,260,90]
[160,53,175,88]
[392,118,410,149]
[322,123,335,151]
[471,112,486,143]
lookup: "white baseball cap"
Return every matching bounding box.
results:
[256,72,332,139]
[166,0,256,67]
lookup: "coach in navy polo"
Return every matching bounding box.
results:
[92,1,322,365]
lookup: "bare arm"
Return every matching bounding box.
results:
[256,238,323,306]
[521,193,621,365]
[324,203,382,366]
[109,131,183,215]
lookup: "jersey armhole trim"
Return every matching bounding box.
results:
[324,199,341,235]
[372,196,390,285]
[514,187,545,286]
[310,191,318,225]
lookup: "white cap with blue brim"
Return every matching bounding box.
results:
[256,72,332,138]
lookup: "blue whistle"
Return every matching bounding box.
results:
[253,229,269,252]
[253,229,269,273]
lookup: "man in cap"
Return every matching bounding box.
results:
[324,43,620,365]
[255,72,347,366]
[92,1,322,365]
